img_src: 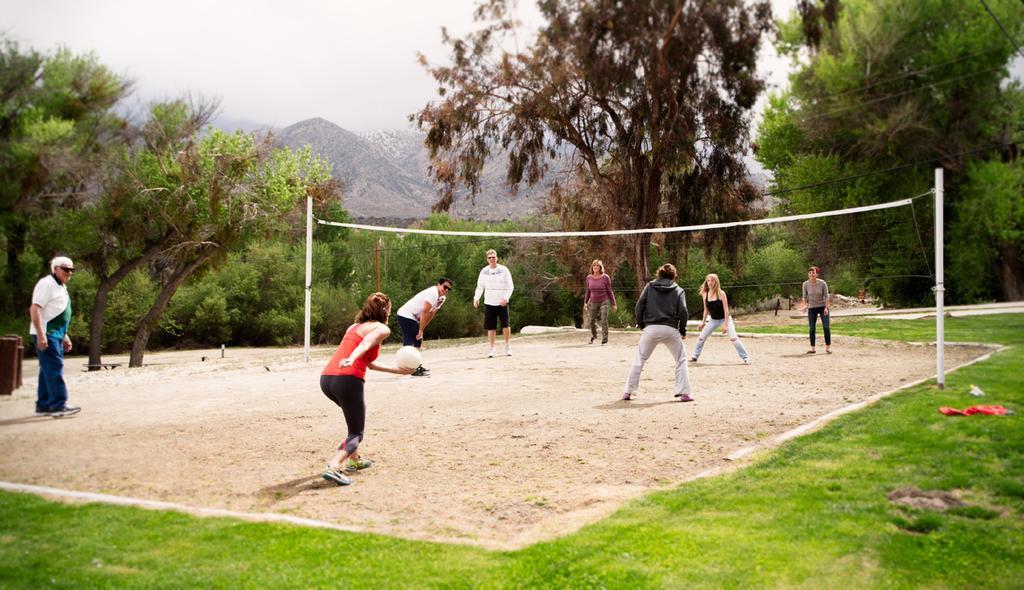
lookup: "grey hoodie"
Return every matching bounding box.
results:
[635,278,688,336]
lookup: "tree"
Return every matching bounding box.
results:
[125,129,334,366]
[0,40,129,315]
[44,99,217,369]
[757,0,1024,303]
[416,0,772,289]
[954,157,1024,301]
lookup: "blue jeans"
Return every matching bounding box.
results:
[397,315,421,347]
[32,335,68,411]
[808,307,831,347]
[692,317,749,361]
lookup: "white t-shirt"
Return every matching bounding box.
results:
[29,275,70,337]
[397,286,445,321]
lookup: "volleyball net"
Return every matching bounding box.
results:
[304,191,934,349]
[314,194,935,314]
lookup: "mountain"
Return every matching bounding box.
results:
[211,115,277,135]
[273,117,769,222]
[273,118,558,221]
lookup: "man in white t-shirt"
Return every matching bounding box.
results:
[473,249,514,358]
[396,277,452,376]
[29,256,81,417]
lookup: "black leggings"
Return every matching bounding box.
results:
[320,375,366,453]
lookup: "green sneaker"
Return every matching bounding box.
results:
[344,457,374,473]
[322,467,352,486]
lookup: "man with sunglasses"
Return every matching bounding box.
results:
[29,256,81,417]
[396,277,452,376]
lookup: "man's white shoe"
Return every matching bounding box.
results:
[488,348,496,358]
[505,345,512,356]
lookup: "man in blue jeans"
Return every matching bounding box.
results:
[29,256,81,417]
[396,277,452,376]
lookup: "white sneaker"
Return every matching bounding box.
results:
[49,405,81,418]
[488,348,496,358]
[743,358,751,365]
[505,344,512,356]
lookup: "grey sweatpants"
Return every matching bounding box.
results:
[623,324,692,397]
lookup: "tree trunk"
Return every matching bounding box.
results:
[88,279,114,370]
[128,249,216,368]
[995,243,1024,302]
[3,220,28,315]
[630,233,650,295]
[87,247,166,369]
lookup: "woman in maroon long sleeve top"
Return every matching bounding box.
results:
[584,259,618,345]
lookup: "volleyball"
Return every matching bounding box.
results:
[395,346,422,370]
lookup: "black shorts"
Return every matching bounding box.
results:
[484,304,510,330]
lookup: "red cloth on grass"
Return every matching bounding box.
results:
[938,405,1007,416]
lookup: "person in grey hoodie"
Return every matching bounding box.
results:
[622,263,694,402]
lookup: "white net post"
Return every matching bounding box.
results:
[934,168,945,389]
[304,195,313,363]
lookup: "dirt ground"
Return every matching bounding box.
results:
[0,331,990,549]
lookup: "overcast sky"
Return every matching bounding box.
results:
[0,0,847,134]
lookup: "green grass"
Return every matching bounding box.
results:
[2,315,1022,588]
[743,312,1022,344]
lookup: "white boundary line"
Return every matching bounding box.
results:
[0,338,1007,547]
[317,197,917,237]
[0,481,362,534]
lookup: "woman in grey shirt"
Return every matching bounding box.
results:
[800,266,831,354]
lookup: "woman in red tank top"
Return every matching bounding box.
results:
[320,292,413,486]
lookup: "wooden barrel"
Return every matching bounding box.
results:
[0,335,23,396]
[15,336,23,387]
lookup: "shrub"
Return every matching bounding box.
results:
[191,293,232,345]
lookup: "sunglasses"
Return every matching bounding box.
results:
[487,256,496,260]
[59,267,75,273]
[441,284,452,291]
